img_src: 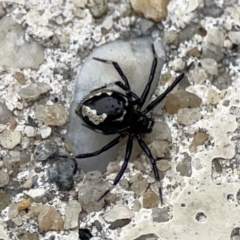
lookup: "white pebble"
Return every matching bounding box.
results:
[39,126,52,139]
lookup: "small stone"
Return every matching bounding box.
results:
[190,66,208,84]
[14,73,26,85]
[0,103,12,124]
[34,140,58,161]
[88,0,108,18]
[39,126,52,139]
[109,219,131,230]
[78,229,93,240]
[0,225,9,240]
[106,162,121,174]
[19,83,51,101]
[64,200,82,230]
[224,39,233,49]
[152,207,170,222]
[73,8,86,19]
[163,30,178,45]
[35,104,68,126]
[165,90,202,114]
[145,121,172,143]
[12,215,22,226]
[177,108,202,126]
[132,199,141,212]
[228,31,240,45]
[156,160,171,172]
[130,0,170,22]
[0,170,10,187]
[206,88,223,105]
[133,160,146,171]
[18,233,39,240]
[48,158,77,191]
[18,198,31,212]
[129,173,143,184]
[101,18,113,32]
[189,131,209,152]
[176,154,192,177]
[9,116,18,130]
[207,29,224,47]
[142,190,159,209]
[133,234,158,240]
[172,58,185,72]
[200,58,218,75]
[0,192,10,211]
[201,3,223,17]
[139,19,154,32]
[8,203,19,219]
[186,0,199,12]
[131,179,148,195]
[202,43,224,62]
[148,140,169,159]
[21,137,30,149]
[78,179,107,213]
[119,178,129,190]
[187,47,200,57]
[24,188,49,203]
[38,205,64,231]
[0,129,21,149]
[0,16,44,69]
[103,205,134,222]
[24,126,37,137]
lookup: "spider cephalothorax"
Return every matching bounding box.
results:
[65,44,185,204]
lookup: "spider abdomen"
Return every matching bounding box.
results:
[76,90,135,134]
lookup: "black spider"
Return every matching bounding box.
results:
[65,44,184,204]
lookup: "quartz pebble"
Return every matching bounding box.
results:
[139,19,154,32]
[0,192,10,211]
[165,90,202,114]
[8,203,19,219]
[106,161,121,174]
[39,126,52,139]
[130,0,170,22]
[142,191,159,209]
[152,207,170,222]
[24,188,49,203]
[64,200,82,230]
[88,0,108,18]
[0,170,9,187]
[0,103,11,124]
[35,104,68,126]
[156,160,171,172]
[228,31,240,45]
[78,179,107,213]
[177,108,202,126]
[200,58,218,75]
[131,179,148,195]
[172,58,185,72]
[34,140,58,161]
[202,43,224,62]
[201,2,223,17]
[103,205,134,222]
[189,131,209,152]
[148,140,169,159]
[19,83,51,101]
[24,126,37,137]
[38,205,64,231]
[176,154,192,177]
[119,178,129,190]
[109,219,131,230]
[207,29,224,47]
[18,233,39,240]
[132,199,141,211]
[187,47,200,57]
[0,129,21,149]
[207,88,223,105]
[163,30,178,45]
[0,16,44,69]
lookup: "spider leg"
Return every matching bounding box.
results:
[93,57,139,102]
[137,43,158,110]
[143,73,185,114]
[135,133,163,205]
[58,133,127,159]
[97,133,133,201]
